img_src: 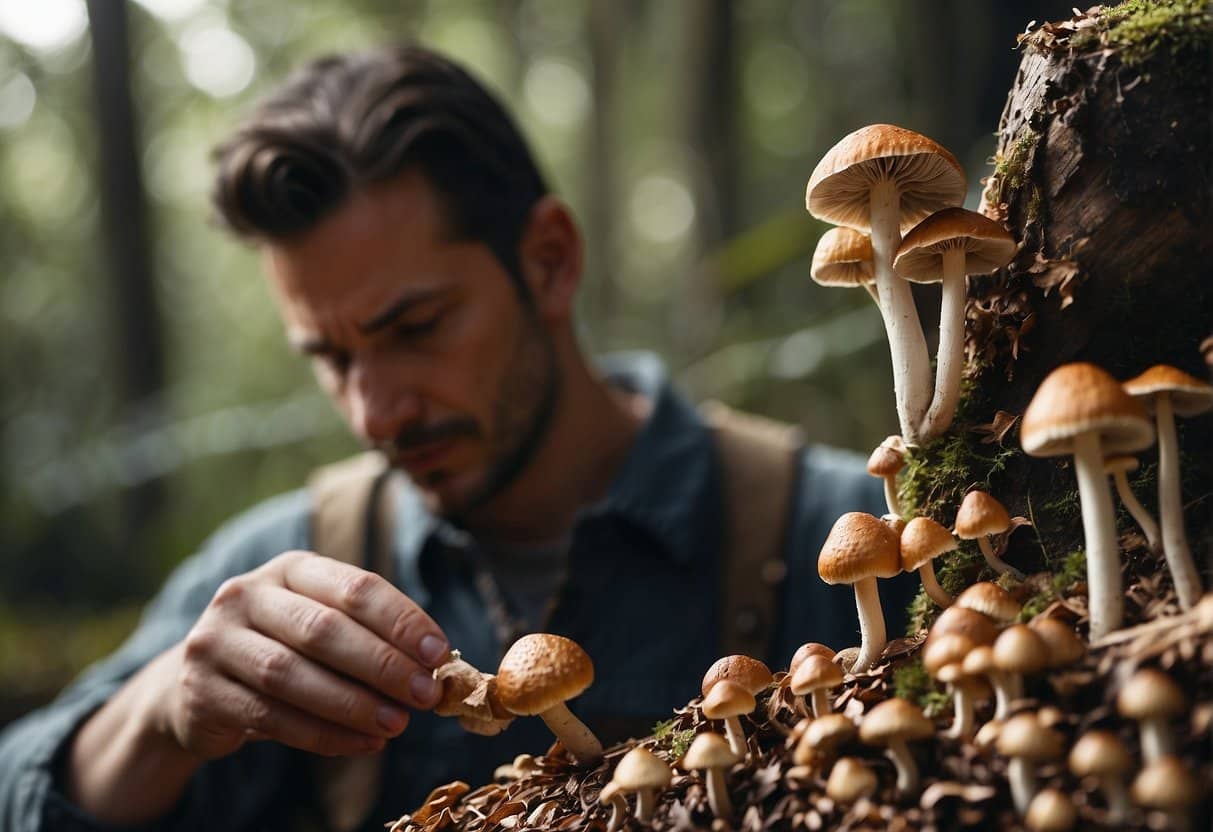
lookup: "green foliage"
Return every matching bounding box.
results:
[1017,550,1087,622]
[1071,0,1213,66]
[891,659,951,718]
[651,719,696,759]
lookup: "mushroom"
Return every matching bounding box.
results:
[495,633,603,764]
[825,757,878,805]
[1025,788,1077,832]
[1123,364,1212,610]
[611,747,671,822]
[1028,618,1085,668]
[793,713,857,770]
[901,516,957,607]
[701,679,757,758]
[923,633,977,741]
[1116,667,1185,763]
[954,491,1025,580]
[1104,455,1161,554]
[789,654,844,718]
[867,435,908,516]
[701,654,773,699]
[996,712,1063,815]
[893,207,1016,438]
[811,226,879,303]
[1068,730,1131,824]
[991,624,1048,720]
[955,581,1021,624]
[682,732,739,820]
[1131,755,1202,832]
[788,642,835,677]
[858,698,933,797]
[817,512,903,673]
[1021,363,1155,639]
[597,781,627,832]
[927,605,999,648]
[807,124,966,441]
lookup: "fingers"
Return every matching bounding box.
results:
[274,551,451,667]
[243,585,441,709]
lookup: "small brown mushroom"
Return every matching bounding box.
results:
[811,226,879,303]
[1117,667,1185,763]
[682,732,739,820]
[1069,730,1131,824]
[612,747,671,822]
[825,757,878,804]
[701,654,773,698]
[928,605,999,648]
[901,516,957,607]
[597,781,626,832]
[997,712,1063,815]
[923,633,977,741]
[867,435,908,516]
[789,654,844,718]
[1028,618,1085,668]
[955,581,1021,624]
[954,491,1025,580]
[788,642,835,677]
[793,713,857,770]
[1025,788,1077,832]
[1131,755,1202,832]
[991,625,1048,720]
[701,679,757,758]
[1104,454,1161,553]
[859,698,933,797]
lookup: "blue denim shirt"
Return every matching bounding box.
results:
[0,353,915,831]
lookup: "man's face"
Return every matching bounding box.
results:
[263,169,559,518]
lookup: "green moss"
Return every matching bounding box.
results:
[986,129,1041,210]
[1071,0,1212,66]
[651,719,695,759]
[1017,550,1087,621]
[899,430,1020,525]
[892,659,951,718]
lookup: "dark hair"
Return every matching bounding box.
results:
[212,45,549,290]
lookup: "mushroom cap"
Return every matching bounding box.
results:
[806,124,966,232]
[893,207,1017,283]
[900,516,958,571]
[804,713,858,749]
[1103,454,1139,475]
[1021,363,1154,458]
[1068,730,1131,778]
[682,731,739,770]
[701,655,774,697]
[993,625,1049,675]
[1131,755,1202,810]
[789,654,844,696]
[923,633,976,676]
[1116,667,1186,720]
[789,642,836,676]
[867,435,906,477]
[881,513,907,536]
[817,512,902,585]
[1123,364,1213,417]
[701,679,757,720]
[954,491,1012,538]
[825,757,878,803]
[1028,618,1086,667]
[962,644,996,676]
[929,605,999,647]
[612,747,672,791]
[955,582,1021,623]
[1025,788,1077,832]
[811,227,875,288]
[496,633,594,716]
[859,697,933,745]
[598,781,623,804]
[997,712,1063,760]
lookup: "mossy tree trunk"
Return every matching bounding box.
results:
[904,3,1212,625]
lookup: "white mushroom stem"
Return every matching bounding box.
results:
[1154,393,1203,610]
[883,739,921,796]
[634,787,656,822]
[603,793,625,832]
[1070,430,1124,640]
[977,537,1026,581]
[870,178,932,442]
[918,562,953,607]
[810,689,832,719]
[539,702,603,765]
[1008,757,1038,815]
[991,670,1020,721]
[882,475,900,516]
[921,246,967,439]
[1097,776,1129,826]
[1139,717,1175,764]
[722,716,748,758]
[944,682,976,741]
[703,767,733,820]
[851,576,888,674]
[1111,468,1162,553]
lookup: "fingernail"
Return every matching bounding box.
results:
[419,634,449,666]
[410,671,440,704]
[377,705,408,734]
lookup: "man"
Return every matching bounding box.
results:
[0,45,913,831]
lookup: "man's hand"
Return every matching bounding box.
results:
[162,549,450,758]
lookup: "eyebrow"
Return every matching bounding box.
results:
[288,288,446,356]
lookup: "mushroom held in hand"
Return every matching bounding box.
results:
[807,125,966,441]
[612,747,671,822]
[1104,455,1161,554]
[1123,364,1212,610]
[1021,363,1154,639]
[682,732,739,820]
[495,633,603,764]
[858,698,933,797]
[954,491,1025,580]
[817,512,902,673]
[893,207,1016,438]
[900,516,957,607]
[811,227,878,302]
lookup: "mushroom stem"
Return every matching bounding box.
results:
[918,562,953,607]
[885,738,920,796]
[977,537,1026,581]
[1100,777,1129,826]
[634,787,655,822]
[603,793,625,832]
[1140,717,1175,764]
[1154,393,1203,610]
[1071,430,1124,640]
[539,702,603,765]
[991,670,1016,721]
[810,689,832,718]
[921,247,967,439]
[945,682,976,741]
[882,476,900,516]
[705,767,733,820]
[851,576,888,674]
[869,177,932,442]
[1111,469,1161,554]
[1008,757,1037,816]
[722,716,748,758]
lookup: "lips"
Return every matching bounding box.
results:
[395,436,456,472]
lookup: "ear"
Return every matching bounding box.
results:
[517,195,583,322]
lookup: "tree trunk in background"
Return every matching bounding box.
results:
[909,6,1212,611]
[586,0,621,349]
[86,1,165,547]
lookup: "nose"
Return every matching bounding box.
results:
[346,357,422,447]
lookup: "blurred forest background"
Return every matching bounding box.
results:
[0,0,1073,723]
